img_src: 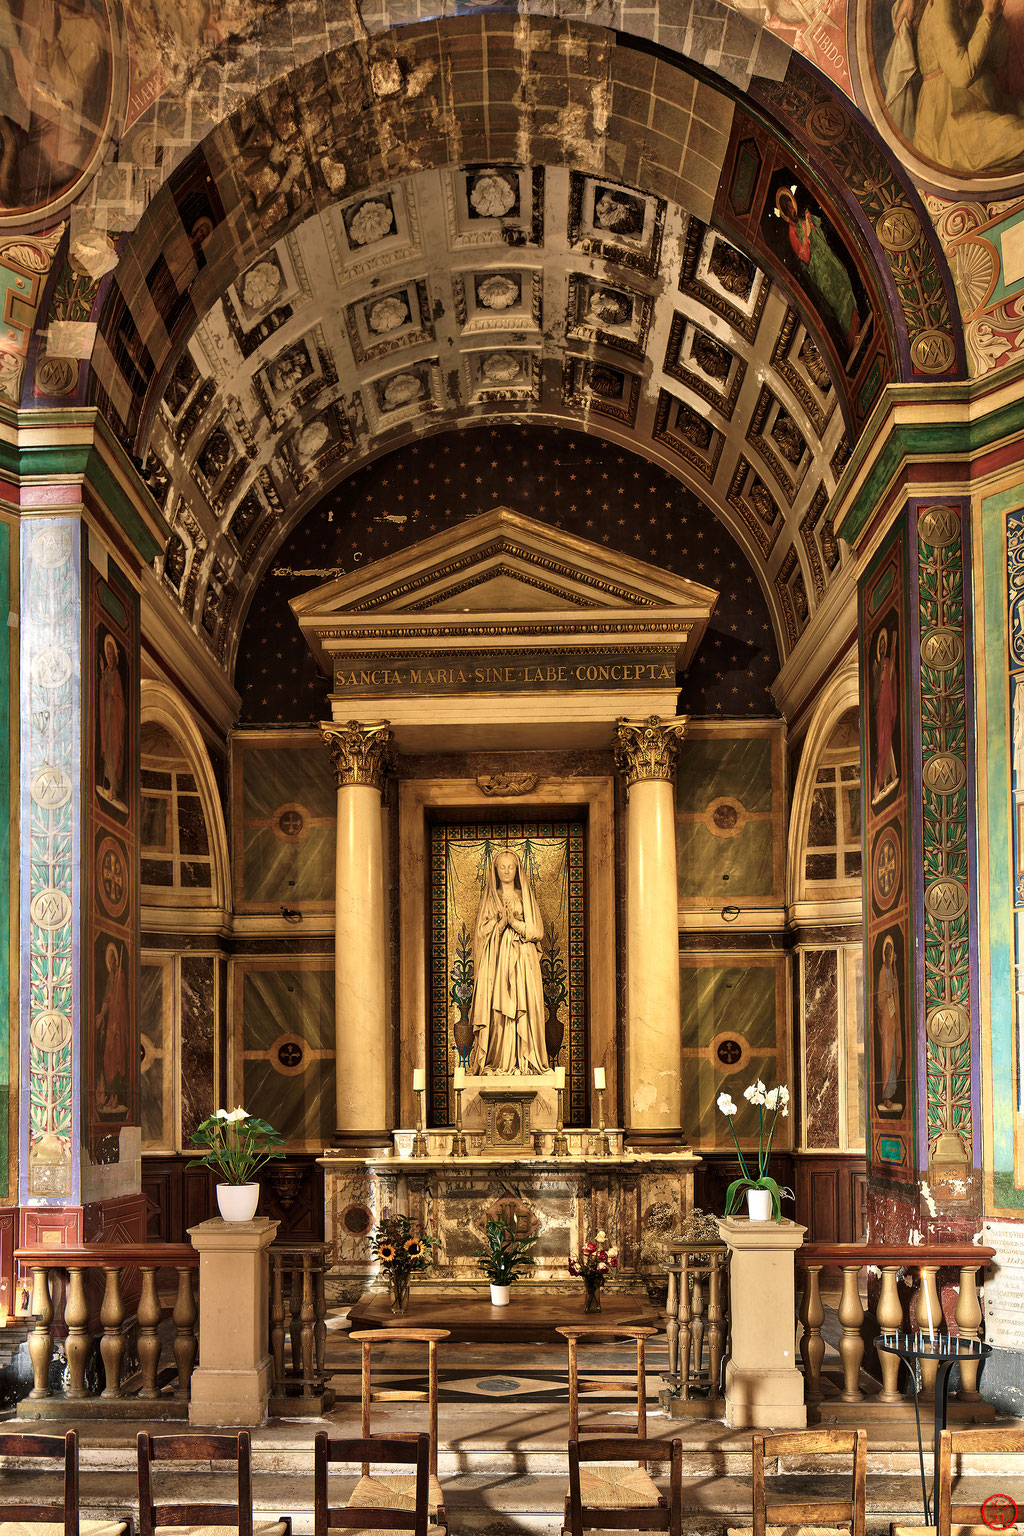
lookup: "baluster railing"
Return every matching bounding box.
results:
[796,1242,995,1421]
[268,1239,333,1414]
[14,1244,199,1419]
[661,1240,728,1416]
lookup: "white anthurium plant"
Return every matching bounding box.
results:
[716,1080,794,1222]
[188,1107,287,1185]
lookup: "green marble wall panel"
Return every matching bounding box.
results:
[236,960,336,1148]
[231,731,336,910]
[676,728,783,907]
[679,956,789,1147]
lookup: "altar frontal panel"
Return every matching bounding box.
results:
[428,819,586,1125]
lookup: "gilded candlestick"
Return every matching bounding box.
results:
[451,1087,468,1157]
[412,1087,428,1157]
[552,1085,569,1157]
[596,1086,611,1157]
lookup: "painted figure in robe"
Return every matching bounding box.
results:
[469,848,549,1075]
[875,935,904,1112]
[774,189,862,352]
[883,0,1024,174]
[96,939,129,1112]
[871,627,899,807]
[99,632,126,806]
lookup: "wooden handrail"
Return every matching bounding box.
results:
[16,1245,198,1266]
[798,1244,995,1266]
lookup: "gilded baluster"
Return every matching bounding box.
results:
[288,1265,302,1374]
[798,1264,825,1406]
[955,1264,982,1401]
[64,1267,90,1399]
[300,1254,315,1396]
[915,1266,941,1397]
[137,1267,162,1398]
[677,1253,692,1401]
[270,1253,286,1393]
[665,1264,679,1386]
[172,1267,198,1400]
[99,1265,125,1397]
[838,1263,866,1402]
[28,1265,55,1399]
[875,1264,904,1403]
[707,1255,725,1398]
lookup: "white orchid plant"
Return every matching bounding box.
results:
[187,1107,287,1185]
[716,1080,794,1222]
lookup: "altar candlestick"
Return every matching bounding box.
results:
[594,1066,606,1090]
[413,1068,425,1092]
[412,1071,427,1157]
[553,1066,568,1157]
[595,1073,610,1157]
[451,1077,467,1158]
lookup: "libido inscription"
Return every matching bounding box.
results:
[332,650,676,695]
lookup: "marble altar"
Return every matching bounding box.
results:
[320,1143,700,1302]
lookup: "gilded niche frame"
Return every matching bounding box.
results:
[398,776,616,1131]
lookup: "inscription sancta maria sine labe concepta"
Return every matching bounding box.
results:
[469,849,550,1075]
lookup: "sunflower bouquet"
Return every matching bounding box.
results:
[369,1213,438,1313]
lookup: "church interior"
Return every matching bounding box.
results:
[3,0,1024,1517]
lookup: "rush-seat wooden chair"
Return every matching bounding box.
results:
[565,1439,683,1536]
[314,1434,442,1536]
[935,1426,1024,1536]
[728,1428,867,1536]
[345,1329,450,1529]
[137,1431,288,1536]
[0,1429,126,1536]
[556,1325,662,1513]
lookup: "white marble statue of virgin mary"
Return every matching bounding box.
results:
[468,848,549,1075]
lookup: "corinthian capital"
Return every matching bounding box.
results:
[320,720,394,792]
[613,715,688,788]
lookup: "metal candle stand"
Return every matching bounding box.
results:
[451,1088,467,1157]
[595,1087,611,1157]
[412,1087,428,1157]
[876,1330,992,1522]
[552,1084,568,1157]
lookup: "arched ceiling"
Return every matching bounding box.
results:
[142,160,852,673]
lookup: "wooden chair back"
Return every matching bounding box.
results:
[313,1433,430,1536]
[753,1429,866,1536]
[137,1431,254,1536]
[937,1426,1024,1535]
[348,1328,450,1478]
[556,1326,657,1440]
[0,1429,80,1536]
[567,1438,682,1536]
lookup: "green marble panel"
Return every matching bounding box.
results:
[676,735,778,903]
[239,743,336,904]
[680,962,781,1143]
[239,965,336,1146]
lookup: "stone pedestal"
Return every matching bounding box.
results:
[188,1216,279,1427]
[717,1214,807,1428]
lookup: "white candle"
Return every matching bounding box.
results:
[594,1067,606,1090]
[453,1067,465,1090]
[554,1067,566,1089]
[413,1068,425,1092]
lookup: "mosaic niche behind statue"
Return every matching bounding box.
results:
[429,818,587,1126]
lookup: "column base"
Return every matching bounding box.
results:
[625,1127,686,1151]
[189,1357,274,1428]
[333,1129,394,1154]
[724,1360,806,1428]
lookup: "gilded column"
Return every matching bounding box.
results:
[614,716,687,1147]
[321,721,394,1149]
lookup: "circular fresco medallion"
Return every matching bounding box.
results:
[709,1030,749,1075]
[96,835,128,918]
[871,826,903,912]
[0,0,123,226]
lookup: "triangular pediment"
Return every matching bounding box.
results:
[291,507,718,644]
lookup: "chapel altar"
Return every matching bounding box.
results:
[290,508,715,1298]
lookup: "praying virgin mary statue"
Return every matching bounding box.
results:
[468,848,550,1075]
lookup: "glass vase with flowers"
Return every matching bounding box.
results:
[369,1214,439,1313]
[568,1228,618,1311]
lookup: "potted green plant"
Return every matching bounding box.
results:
[188,1107,287,1221]
[717,1081,794,1222]
[475,1212,539,1306]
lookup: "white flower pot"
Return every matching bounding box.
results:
[489,1283,511,1307]
[216,1182,260,1221]
[746,1187,773,1222]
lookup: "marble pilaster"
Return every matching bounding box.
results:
[614,716,686,1145]
[321,721,393,1146]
